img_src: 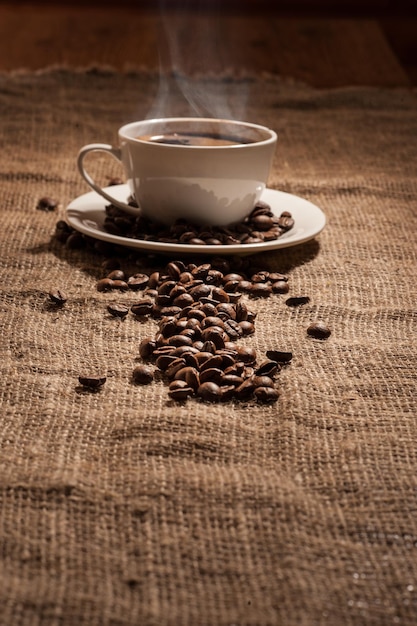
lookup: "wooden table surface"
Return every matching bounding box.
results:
[0,3,415,88]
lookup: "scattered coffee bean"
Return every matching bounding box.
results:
[132,364,154,384]
[265,350,293,363]
[107,303,129,319]
[254,386,280,403]
[131,299,154,316]
[307,321,331,339]
[97,278,115,292]
[285,296,310,307]
[78,375,106,389]
[37,196,58,211]
[197,381,222,403]
[139,337,157,359]
[48,289,67,306]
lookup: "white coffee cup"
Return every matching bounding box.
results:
[77,117,277,226]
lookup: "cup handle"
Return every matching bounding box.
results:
[77,143,135,212]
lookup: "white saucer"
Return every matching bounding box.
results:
[65,184,326,256]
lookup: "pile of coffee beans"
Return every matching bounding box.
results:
[51,201,331,402]
[102,199,294,246]
[98,259,294,403]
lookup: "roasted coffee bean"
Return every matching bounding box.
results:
[199,354,224,372]
[201,316,225,330]
[65,232,85,249]
[266,350,293,363]
[235,378,256,399]
[112,279,129,291]
[173,293,194,308]
[166,262,182,280]
[254,386,279,403]
[251,271,269,282]
[285,296,310,307]
[277,215,295,230]
[235,346,257,364]
[158,306,182,318]
[107,303,129,319]
[37,196,58,211]
[131,299,154,316]
[223,319,243,340]
[159,318,179,339]
[269,272,288,282]
[158,280,177,295]
[139,337,157,359]
[148,271,160,289]
[152,345,176,358]
[197,381,222,402]
[165,357,187,379]
[252,375,275,388]
[195,350,215,366]
[127,273,149,290]
[48,289,67,306]
[78,375,106,389]
[168,380,194,401]
[199,368,224,385]
[255,360,281,377]
[174,366,200,391]
[238,321,255,336]
[167,334,193,348]
[248,282,272,298]
[211,287,229,303]
[200,327,226,349]
[272,281,290,294]
[54,220,71,242]
[107,269,125,281]
[191,264,211,280]
[132,364,154,384]
[221,374,244,387]
[155,354,178,371]
[307,321,331,339]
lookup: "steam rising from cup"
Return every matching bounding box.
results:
[146,0,249,121]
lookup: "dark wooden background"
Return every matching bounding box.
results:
[0,1,415,87]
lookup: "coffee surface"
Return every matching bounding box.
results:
[136,132,253,146]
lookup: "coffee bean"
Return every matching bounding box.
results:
[307,321,331,339]
[168,381,194,401]
[37,196,58,211]
[78,375,106,389]
[112,279,129,291]
[252,375,275,388]
[131,299,154,316]
[139,337,157,359]
[107,303,129,319]
[48,289,67,306]
[272,281,290,294]
[197,381,222,402]
[174,366,200,391]
[107,269,125,281]
[265,350,293,363]
[199,368,224,385]
[285,296,310,307]
[132,364,154,384]
[235,378,256,399]
[127,273,149,290]
[255,360,281,377]
[235,346,257,364]
[254,386,279,403]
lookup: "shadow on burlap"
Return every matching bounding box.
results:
[0,69,416,626]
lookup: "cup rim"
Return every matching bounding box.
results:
[118,117,277,148]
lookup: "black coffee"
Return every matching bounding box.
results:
[136,132,254,146]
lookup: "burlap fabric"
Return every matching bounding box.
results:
[0,69,416,626]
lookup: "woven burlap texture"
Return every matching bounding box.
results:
[0,69,416,626]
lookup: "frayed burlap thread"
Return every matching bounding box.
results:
[0,69,416,626]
